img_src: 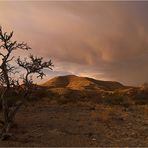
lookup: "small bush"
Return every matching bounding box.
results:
[132,90,148,105]
[99,94,124,105]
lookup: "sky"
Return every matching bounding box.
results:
[0,1,148,86]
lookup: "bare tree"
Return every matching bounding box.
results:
[0,26,53,140]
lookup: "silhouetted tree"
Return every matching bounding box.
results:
[0,26,53,140]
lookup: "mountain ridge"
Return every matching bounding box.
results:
[42,75,125,91]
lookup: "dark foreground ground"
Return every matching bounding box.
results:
[0,98,148,147]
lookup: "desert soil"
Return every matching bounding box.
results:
[0,98,148,147]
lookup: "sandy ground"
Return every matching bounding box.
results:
[0,98,148,147]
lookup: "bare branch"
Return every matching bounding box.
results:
[0,53,4,58]
[17,55,53,85]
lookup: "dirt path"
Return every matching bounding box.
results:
[0,99,148,147]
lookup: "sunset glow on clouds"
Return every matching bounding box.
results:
[0,1,148,85]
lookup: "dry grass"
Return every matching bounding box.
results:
[0,100,147,147]
[0,75,147,146]
[91,105,129,122]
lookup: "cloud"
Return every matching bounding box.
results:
[0,1,148,85]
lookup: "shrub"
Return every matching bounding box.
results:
[132,89,148,105]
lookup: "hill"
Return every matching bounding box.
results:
[41,75,148,105]
[42,75,125,91]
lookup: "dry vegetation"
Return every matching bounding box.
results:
[0,75,148,146]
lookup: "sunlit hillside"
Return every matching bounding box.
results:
[42,75,125,90]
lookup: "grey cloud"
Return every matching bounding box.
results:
[0,1,148,85]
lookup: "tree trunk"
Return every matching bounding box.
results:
[0,91,28,140]
[0,88,12,140]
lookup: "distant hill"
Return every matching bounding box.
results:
[42,75,125,91]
